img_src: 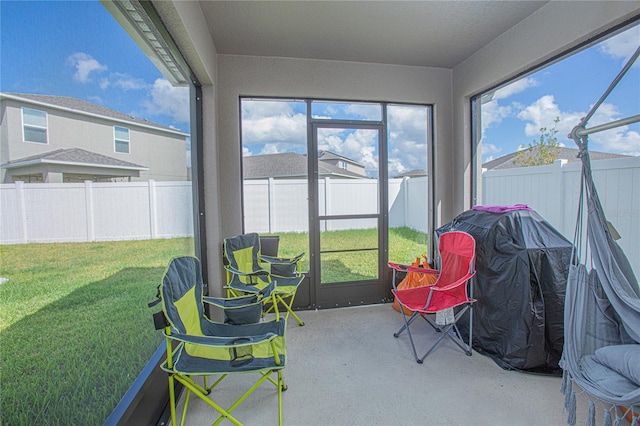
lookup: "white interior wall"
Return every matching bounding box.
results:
[452,2,640,215]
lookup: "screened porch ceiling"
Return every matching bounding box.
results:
[187,1,549,68]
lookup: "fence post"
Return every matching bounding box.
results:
[148,180,157,239]
[268,178,275,234]
[84,181,95,242]
[15,181,28,243]
[553,159,568,233]
[324,177,331,231]
[402,177,409,228]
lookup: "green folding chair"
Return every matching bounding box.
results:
[224,233,305,326]
[153,256,287,426]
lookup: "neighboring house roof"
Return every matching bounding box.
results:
[483,147,630,170]
[318,150,363,166]
[243,152,367,179]
[2,148,148,171]
[1,92,188,136]
[393,169,427,178]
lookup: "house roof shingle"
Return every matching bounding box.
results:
[243,152,367,179]
[483,147,629,170]
[3,148,148,170]
[393,169,427,178]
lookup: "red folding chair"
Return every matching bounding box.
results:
[389,231,476,363]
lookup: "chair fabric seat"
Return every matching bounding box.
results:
[393,283,471,313]
[163,348,286,375]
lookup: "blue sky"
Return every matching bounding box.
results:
[481,24,640,161]
[2,1,638,168]
[1,0,189,133]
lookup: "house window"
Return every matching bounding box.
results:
[22,107,48,144]
[114,126,130,153]
[339,160,347,169]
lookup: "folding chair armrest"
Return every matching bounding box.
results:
[388,262,438,275]
[431,272,475,292]
[260,252,304,265]
[224,265,270,277]
[204,282,276,307]
[166,331,279,347]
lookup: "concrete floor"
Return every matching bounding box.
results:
[174,304,596,426]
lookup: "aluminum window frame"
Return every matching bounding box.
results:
[22,107,49,144]
[113,125,131,154]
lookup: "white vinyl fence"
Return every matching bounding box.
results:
[0,177,428,244]
[243,177,428,234]
[0,180,193,244]
[3,158,636,278]
[481,157,640,277]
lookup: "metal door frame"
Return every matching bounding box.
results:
[307,114,389,308]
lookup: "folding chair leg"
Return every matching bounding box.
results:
[419,325,452,362]
[277,294,304,326]
[419,305,473,361]
[277,370,285,426]
[393,310,423,363]
[266,293,304,326]
[207,370,284,426]
[173,374,243,426]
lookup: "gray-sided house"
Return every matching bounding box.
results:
[242,151,368,179]
[0,92,189,183]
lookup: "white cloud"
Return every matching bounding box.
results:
[480,78,540,139]
[344,103,382,120]
[67,52,107,83]
[259,144,283,155]
[241,100,307,152]
[493,77,539,100]
[517,95,582,140]
[111,73,148,91]
[598,24,640,63]
[482,142,502,156]
[387,105,428,174]
[141,78,189,123]
[87,95,103,104]
[482,99,512,129]
[588,103,640,155]
[518,95,640,155]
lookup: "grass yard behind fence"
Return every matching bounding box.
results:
[0,228,426,425]
[273,227,429,280]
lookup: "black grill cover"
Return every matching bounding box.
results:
[436,208,572,375]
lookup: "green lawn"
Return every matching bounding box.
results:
[0,238,194,426]
[0,228,426,425]
[273,227,429,281]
